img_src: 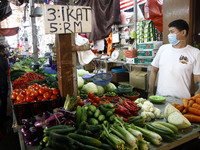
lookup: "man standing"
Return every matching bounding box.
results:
[0,45,9,123]
[148,19,200,99]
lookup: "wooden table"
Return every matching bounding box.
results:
[150,97,200,150]
[15,97,200,150]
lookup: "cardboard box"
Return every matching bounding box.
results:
[137,49,157,58]
[134,58,153,64]
[129,70,147,90]
[108,71,129,83]
[137,41,163,50]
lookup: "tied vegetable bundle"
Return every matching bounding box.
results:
[12,72,45,89]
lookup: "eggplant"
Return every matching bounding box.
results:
[34,120,45,128]
[57,108,75,118]
[45,112,64,124]
[34,111,52,121]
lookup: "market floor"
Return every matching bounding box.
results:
[0,79,21,150]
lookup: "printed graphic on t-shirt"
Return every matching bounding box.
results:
[179,55,188,64]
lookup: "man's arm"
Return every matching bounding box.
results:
[194,75,200,95]
[148,66,159,97]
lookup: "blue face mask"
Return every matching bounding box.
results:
[168,34,180,45]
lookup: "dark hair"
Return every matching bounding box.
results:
[168,19,189,36]
[0,45,6,52]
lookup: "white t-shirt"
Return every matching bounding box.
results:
[151,44,200,99]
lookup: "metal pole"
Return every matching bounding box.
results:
[30,0,38,63]
[134,0,137,48]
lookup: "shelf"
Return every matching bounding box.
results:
[118,22,135,28]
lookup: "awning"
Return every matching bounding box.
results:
[0,27,19,36]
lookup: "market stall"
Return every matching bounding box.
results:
[12,95,200,150]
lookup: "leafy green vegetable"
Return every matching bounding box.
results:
[82,82,98,94]
[103,83,117,92]
[125,91,138,96]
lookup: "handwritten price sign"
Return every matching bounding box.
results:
[43,5,91,34]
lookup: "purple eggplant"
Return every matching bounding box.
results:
[45,112,64,124]
[34,120,45,128]
[57,108,75,118]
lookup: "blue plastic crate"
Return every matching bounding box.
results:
[111,68,127,73]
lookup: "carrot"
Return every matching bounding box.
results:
[188,100,195,108]
[173,103,181,108]
[182,98,189,108]
[192,103,200,110]
[192,94,200,101]
[176,105,184,112]
[196,98,200,105]
[188,107,200,116]
[184,113,200,123]
[182,108,188,114]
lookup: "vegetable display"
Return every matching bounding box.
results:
[12,72,45,89]
[11,83,60,104]
[173,94,200,123]
[164,104,191,129]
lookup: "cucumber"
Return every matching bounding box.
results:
[81,107,87,122]
[88,110,94,117]
[151,122,175,134]
[89,118,99,125]
[154,121,178,134]
[160,134,177,142]
[106,111,113,117]
[109,115,115,122]
[98,115,105,122]
[72,139,100,150]
[103,103,114,108]
[101,143,113,150]
[68,133,102,147]
[49,132,74,146]
[79,121,88,130]
[50,127,76,135]
[87,125,102,133]
[94,109,101,118]
[100,105,115,115]
[146,123,174,136]
[89,105,97,112]
[76,106,82,126]
[44,125,70,136]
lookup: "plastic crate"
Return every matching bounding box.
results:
[14,99,63,125]
[111,68,127,73]
[118,84,134,93]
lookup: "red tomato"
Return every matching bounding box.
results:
[37,95,43,101]
[94,97,100,103]
[30,90,38,97]
[53,89,59,95]
[38,87,45,95]
[26,89,32,95]
[20,90,26,95]
[25,95,34,102]
[28,85,33,89]
[50,95,57,100]
[88,93,94,99]
[86,98,93,103]
[16,94,24,101]
[11,93,17,100]
[42,98,48,101]
[43,92,51,99]
[35,85,41,91]
[13,89,20,93]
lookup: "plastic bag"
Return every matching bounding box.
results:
[144,0,163,32]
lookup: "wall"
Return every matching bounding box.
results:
[163,0,190,44]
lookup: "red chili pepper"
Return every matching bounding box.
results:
[115,103,132,117]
